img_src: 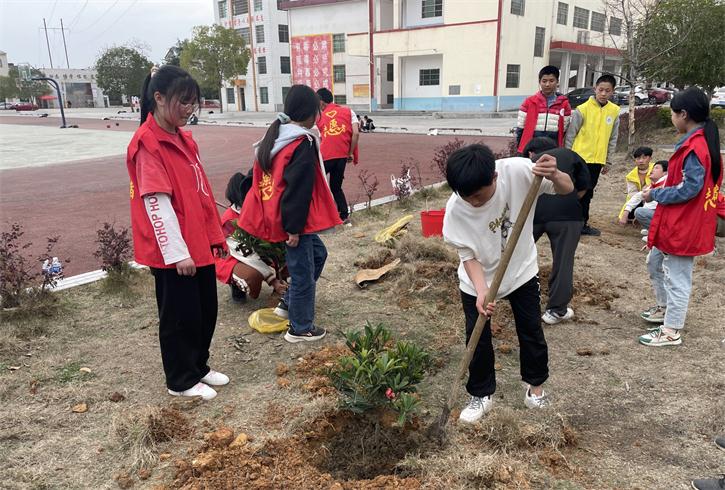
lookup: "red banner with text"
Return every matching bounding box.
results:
[291,34,333,92]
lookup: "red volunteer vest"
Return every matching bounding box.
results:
[237,137,342,243]
[648,129,722,255]
[126,115,225,268]
[517,92,572,153]
[215,206,239,284]
[317,103,353,161]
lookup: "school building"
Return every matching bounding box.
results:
[279,0,624,112]
[40,68,107,108]
[214,0,294,111]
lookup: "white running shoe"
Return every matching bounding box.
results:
[168,382,217,401]
[542,307,574,325]
[201,369,229,386]
[524,386,550,409]
[458,395,493,424]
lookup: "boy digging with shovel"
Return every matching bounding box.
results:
[442,144,573,423]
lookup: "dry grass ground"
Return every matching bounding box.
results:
[0,148,723,489]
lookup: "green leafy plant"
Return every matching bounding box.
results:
[230,224,286,276]
[331,322,430,425]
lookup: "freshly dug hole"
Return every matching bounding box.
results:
[309,411,431,481]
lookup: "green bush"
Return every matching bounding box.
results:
[658,106,725,129]
[331,322,430,425]
[657,106,672,128]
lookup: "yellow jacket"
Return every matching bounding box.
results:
[567,97,620,164]
[618,163,654,219]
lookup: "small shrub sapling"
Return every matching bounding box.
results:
[357,170,379,210]
[331,322,430,425]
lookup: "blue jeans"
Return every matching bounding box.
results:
[647,247,694,330]
[284,234,327,334]
[634,207,655,230]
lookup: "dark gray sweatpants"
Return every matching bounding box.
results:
[533,220,583,315]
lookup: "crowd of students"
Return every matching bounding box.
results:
[125,63,723,488]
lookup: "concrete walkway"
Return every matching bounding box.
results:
[3,107,518,137]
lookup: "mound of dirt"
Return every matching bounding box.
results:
[539,265,620,311]
[354,248,395,270]
[149,407,192,443]
[172,412,425,489]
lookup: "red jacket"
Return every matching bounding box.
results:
[238,137,341,243]
[126,115,224,269]
[648,129,722,255]
[317,103,353,161]
[517,92,571,153]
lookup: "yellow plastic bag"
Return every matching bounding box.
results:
[248,308,289,334]
[374,215,414,244]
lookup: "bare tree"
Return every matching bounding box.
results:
[602,0,696,147]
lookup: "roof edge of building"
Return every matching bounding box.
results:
[279,0,362,10]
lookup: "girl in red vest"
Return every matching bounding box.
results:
[126,65,228,400]
[215,171,288,302]
[238,85,341,343]
[638,87,722,347]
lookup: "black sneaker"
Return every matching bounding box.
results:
[691,475,725,490]
[230,284,247,303]
[273,299,289,319]
[284,326,326,343]
[581,225,601,236]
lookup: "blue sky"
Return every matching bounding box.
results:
[0,0,214,69]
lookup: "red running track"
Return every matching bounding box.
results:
[0,116,512,275]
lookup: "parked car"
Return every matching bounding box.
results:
[647,88,672,104]
[201,99,221,109]
[710,87,725,109]
[14,102,38,111]
[0,101,16,110]
[614,86,648,105]
[566,88,595,108]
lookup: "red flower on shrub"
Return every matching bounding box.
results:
[385,388,396,400]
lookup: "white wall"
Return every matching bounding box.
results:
[289,1,370,107]
[403,0,443,28]
[377,0,394,30]
[401,54,442,99]
[0,53,8,77]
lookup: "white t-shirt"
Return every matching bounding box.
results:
[443,157,555,299]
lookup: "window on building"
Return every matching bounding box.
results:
[419,68,440,86]
[232,0,248,15]
[278,24,289,43]
[333,33,345,53]
[506,64,520,88]
[333,64,346,83]
[280,56,291,74]
[334,95,347,104]
[609,17,622,36]
[260,87,269,104]
[282,86,291,101]
[218,0,227,18]
[236,27,251,44]
[254,0,263,11]
[573,7,589,29]
[590,12,606,32]
[226,87,236,104]
[557,2,568,25]
[257,56,267,74]
[421,0,442,18]
[387,94,394,105]
[534,26,545,57]
[387,64,394,82]
[255,25,265,44]
[449,85,460,95]
[511,0,525,16]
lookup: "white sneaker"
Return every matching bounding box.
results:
[640,229,649,236]
[201,369,229,386]
[168,382,217,401]
[524,386,550,409]
[541,307,574,325]
[458,395,493,424]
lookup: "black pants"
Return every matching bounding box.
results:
[580,163,603,225]
[534,220,583,314]
[461,276,549,397]
[324,157,349,221]
[152,265,217,391]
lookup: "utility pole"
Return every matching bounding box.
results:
[60,18,70,68]
[43,18,54,68]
